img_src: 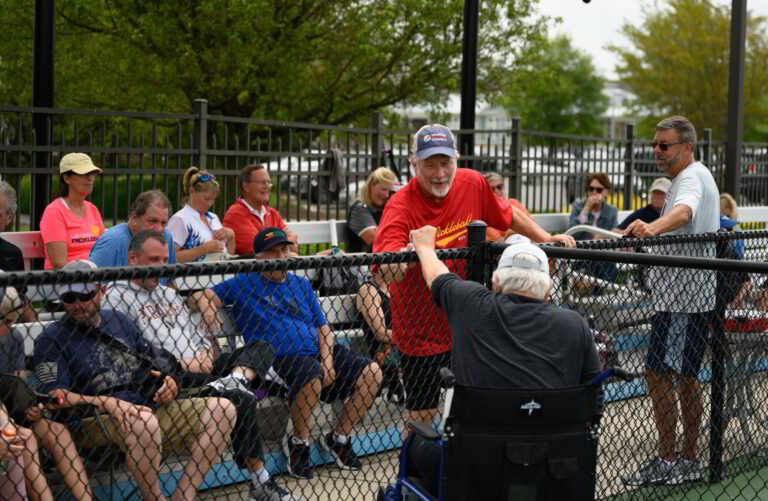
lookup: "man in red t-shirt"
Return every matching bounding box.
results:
[222,164,298,255]
[373,123,575,430]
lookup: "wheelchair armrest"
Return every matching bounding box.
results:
[406,420,440,441]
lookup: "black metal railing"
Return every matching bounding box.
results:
[2,103,768,232]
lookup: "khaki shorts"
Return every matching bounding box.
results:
[76,398,211,456]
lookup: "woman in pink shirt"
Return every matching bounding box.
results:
[39,153,105,269]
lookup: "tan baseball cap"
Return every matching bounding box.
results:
[59,153,102,175]
[649,177,671,194]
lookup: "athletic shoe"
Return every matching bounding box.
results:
[249,477,302,500]
[666,459,703,485]
[282,435,313,479]
[206,374,253,396]
[321,431,362,470]
[622,457,676,486]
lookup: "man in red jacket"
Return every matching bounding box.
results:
[373,123,575,432]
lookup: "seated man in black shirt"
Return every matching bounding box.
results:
[402,225,601,495]
[615,177,671,231]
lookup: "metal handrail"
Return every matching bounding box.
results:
[565,225,623,240]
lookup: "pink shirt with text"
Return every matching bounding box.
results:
[40,198,105,269]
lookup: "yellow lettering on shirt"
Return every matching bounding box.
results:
[434,214,473,248]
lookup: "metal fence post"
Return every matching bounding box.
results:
[371,111,383,170]
[32,0,55,231]
[510,117,522,199]
[708,238,728,483]
[194,99,208,169]
[702,128,717,186]
[623,123,635,211]
[467,220,487,285]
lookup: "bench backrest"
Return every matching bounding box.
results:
[0,231,45,270]
[6,206,768,271]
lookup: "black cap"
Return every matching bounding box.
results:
[252,227,292,254]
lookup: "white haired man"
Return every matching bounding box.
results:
[400,225,600,496]
[373,123,576,432]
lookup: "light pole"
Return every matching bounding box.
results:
[459,0,479,169]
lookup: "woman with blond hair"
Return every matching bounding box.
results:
[168,167,235,262]
[346,167,398,253]
[720,193,738,221]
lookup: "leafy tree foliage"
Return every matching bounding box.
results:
[501,34,608,136]
[609,0,768,140]
[0,0,549,125]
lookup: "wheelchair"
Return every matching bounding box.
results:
[379,367,634,501]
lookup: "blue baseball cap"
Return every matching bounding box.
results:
[253,227,292,254]
[413,124,457,160]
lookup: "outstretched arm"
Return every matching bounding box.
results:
[409,226,449,290]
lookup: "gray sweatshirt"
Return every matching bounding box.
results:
[104,281,211,359]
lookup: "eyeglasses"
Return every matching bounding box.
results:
[650,141,684,151]
[194,173,216,184]
[587,186,605,193]
[71,171,99,179]
[60,290,98,304]
[490,184,504,193]
[247,179,273,187]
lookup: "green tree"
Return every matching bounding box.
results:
[608,0,768,140]
[0,0,550,125]
[501,34,608,136]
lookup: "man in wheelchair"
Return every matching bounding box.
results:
[391,226,602,499]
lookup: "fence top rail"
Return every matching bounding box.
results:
[205,114,377,134]
[520,129,631,143]
[0,248,471,288]
[0,105,196,121]
[566,229,768,251]
[521,244,768,274]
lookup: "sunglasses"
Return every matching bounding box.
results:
[650,141,684,151]
[194,173,216,184]
[587,186,605,193]
[490,184,504,193]
[60,290,98,304]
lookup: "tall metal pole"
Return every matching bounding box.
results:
[32,0,55,231]
[459,0,479,169]
[724,0,746,199]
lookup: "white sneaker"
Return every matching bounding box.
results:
[248,477,303,501]
[205,374,253,396]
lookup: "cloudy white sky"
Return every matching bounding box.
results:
[536,0,768,80]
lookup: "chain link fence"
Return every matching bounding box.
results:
[0,229,767,499]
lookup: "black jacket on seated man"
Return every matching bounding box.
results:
[404,226,602,495]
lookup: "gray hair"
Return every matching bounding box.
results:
[483,172,503,185]
[130,190,172,219]
[492,265,552,300]
[656,116,697,147]
[129,229,166,254]
[0,181,17,218]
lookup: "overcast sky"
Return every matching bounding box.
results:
[536,0,768,80]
